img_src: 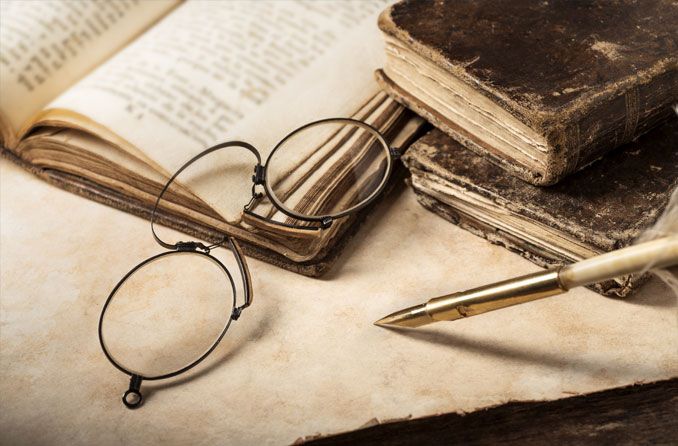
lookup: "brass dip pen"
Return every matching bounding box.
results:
[375,236,678,328]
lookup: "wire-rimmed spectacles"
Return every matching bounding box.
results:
[99,117,397,408]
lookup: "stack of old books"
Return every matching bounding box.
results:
[376,0,677,296]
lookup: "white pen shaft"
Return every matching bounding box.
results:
[558,236,678,289]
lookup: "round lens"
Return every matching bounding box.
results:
[100,251,235,379]
[265,119,391,220]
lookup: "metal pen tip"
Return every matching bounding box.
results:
[374,303,434,328]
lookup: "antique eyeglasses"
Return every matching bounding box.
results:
[99,118,397,409]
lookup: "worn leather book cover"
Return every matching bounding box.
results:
[403,120,678,296]
[377,0,677,186]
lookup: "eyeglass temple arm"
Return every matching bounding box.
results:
[227,236,254,312]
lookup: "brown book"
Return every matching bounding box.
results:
[377,0,677,185]
[0,0,423,276]
[403,120,678,297]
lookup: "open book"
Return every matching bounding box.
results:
[0,0,423,275]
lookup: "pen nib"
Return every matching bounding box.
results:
[374,303,433,328]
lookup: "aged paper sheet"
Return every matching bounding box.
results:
[0,0,178,143]
[1,160,676,445]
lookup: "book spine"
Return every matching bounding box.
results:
[408,181,647,297]
[547,67,677,183]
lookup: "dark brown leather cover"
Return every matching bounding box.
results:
[403,120,678,296]
[379,0,678,185]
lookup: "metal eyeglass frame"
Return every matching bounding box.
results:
[196,117,398,230]
[99,117,396,409]
[99,162,253,409]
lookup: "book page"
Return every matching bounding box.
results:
[0,0,179,146]
[43,0,392,222]
[3,158,677,445]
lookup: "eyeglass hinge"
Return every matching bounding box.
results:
[245,184,265,211]
[389,147,401,159]
[320,217,333,229]
[252,164,266,185]
[231,307,243,321]
[176,241,210,253]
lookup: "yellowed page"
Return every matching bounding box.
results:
[0,0,179,146]
[2,160,676,445]
[44,0,392,221]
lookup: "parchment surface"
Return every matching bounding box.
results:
[1,160,676,445]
